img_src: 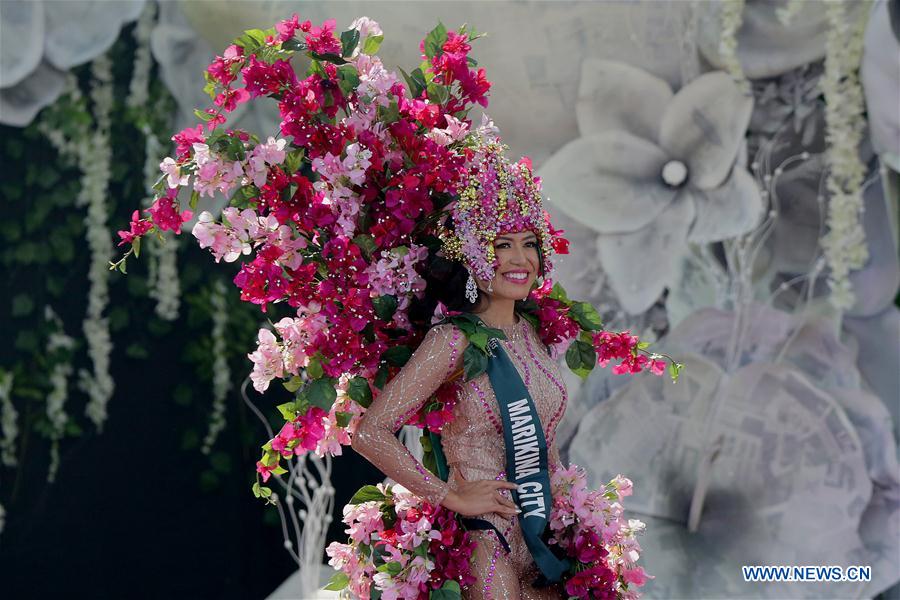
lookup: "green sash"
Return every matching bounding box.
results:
[427,316,570,585]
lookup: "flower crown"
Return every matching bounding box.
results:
[440,138,555,283]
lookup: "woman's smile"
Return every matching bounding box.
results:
[501,269,531,285]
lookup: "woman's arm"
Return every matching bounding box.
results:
[351,323,466,506]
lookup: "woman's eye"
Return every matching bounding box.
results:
[525,241,538,247]
[496,242,510,249]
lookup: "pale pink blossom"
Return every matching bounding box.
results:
[160,156,189,188]
[247,328,284,392]
[192,143,244,198]
[192,211,250,263]
[426,114,469,146]
[349,16,382,39]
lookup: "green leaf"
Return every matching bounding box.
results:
[340,28,361,57]
[565,339,596,372]
[373,294,399,322]
[324,571,349,591]
[351,234,377,259]
[125,343,150,359]
[307,59,327,78]
[349,484,388,505]
[468,331,488,350]
[335,411,353,427]
[282,37,305,52]
[452,317,476,335]
[432,579,462,600]
[252,481,273,498]
[276,402,299,420]
[548,282,570,305]
[190,190,200,212]
[132,236,141,258]
[194,108,215,122]
[284,148,305,174]
[306,355,324,379]
[337,64,361,97]
[11,294,33,317]
[423,22,448,59]
[569,301,603,331]
[385,561,403,576]
[378,99,401,123]
[426,82,449,105]
[373,366,389,390]
[282,376,303,393]
[399,67,426,99]
[462,345,488,380]
[347,376,373,408]
[308,378,338,410]
[419,434,432,453]
[362,34,384,55]
[422,448,437,476]
[383,345,412,367]
[669,362,684,383]
[308,51,348,65]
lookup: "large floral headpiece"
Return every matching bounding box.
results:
[440,138,557,283]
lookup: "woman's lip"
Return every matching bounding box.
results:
[502,272,531,284]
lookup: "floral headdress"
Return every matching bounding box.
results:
[440,137,556,284]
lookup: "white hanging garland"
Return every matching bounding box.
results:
[78,54,116,431]
[45,306,76,483]
[0,371,16,468]
[202,279,231,454]
[820,0,871,310]
[143,127,182,320]
[718,0,748,92]
[125,1,156,111]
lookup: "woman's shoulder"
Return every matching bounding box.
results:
[422,321,469,351]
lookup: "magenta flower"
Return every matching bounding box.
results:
[146,192,192,234]
[305,19,341,55]
[116,210,153,247]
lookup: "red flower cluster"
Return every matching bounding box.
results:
[116,210,153,247]
[564,562,618,600]
[257,406,328,481]
[593,331,666,376]
[422,29,491,112]
[406,381,460,433]
[533,296,582,350]
[426,502,478,590]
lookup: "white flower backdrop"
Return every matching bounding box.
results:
[0,1,897,598]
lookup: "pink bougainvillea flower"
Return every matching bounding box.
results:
[305,19,341,55]
[145,189,192,233]
[117,210,153,247]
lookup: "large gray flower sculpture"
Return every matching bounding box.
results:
[567,303,900,598]
[0,0,145,126]
[540,60,765,314]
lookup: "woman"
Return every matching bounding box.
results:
[352,141,568,599]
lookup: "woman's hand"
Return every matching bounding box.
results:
[442,470,520,518]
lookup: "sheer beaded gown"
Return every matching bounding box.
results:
[353,316,568,599]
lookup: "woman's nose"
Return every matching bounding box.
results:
[509,244,527,264]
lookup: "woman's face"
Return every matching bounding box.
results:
[477,230,541,301]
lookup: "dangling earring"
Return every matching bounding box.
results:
[487,281,493,293]
[465,272,478,304]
